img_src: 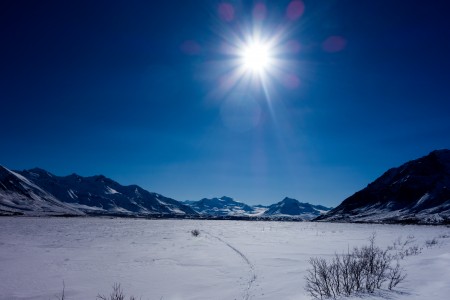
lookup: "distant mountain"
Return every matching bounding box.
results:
[316,149,450,224]
[1,164,333,220]
[262,197,332,220]
[184,196,258,216]
[0,166,83,216]
[0,166,196,216]
[183,196,331,220]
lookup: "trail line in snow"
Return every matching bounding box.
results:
[204,231,256,300]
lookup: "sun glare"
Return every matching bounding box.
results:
[241,41,272,73]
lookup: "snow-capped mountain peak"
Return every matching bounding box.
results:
[263,197,332,219]
[183,196,331,219]
[185,196,255,216]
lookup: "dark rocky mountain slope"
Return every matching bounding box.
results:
[0,166,83,216]
[0,166,196,216]
[316,150,450,224]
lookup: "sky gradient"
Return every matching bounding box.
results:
[1,0,450,206]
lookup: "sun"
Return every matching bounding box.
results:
[240,41,273,73]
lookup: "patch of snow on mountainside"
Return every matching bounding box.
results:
[67,189,78,199]
[414,193,430,208]
[67,203,105,211]
[105,186,120,194]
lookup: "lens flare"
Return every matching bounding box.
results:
[241,41,273,73]
[203,1,306,104]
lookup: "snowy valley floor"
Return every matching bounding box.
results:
[0,217,449,300]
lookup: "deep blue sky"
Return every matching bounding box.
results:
[1,0,449,206]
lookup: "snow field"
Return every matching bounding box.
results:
[0,217,449,300]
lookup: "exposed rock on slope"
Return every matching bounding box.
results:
[316,149,450,224]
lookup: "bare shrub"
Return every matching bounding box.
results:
[305,257,333,299]
[305,235,406,299]
[425,238,439,248]
[191,229,200,237]
[389,235,415,251]
[389,235,423,260]
[387,262,407,290]
[97,283,138,300]
[405,235,416,245]
[406,244,422,255]
[56,281,66,300]
[393,244,423,259]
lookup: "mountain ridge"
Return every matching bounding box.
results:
[316,149,450,224]
[2,166,330,219]
[0,166,196,216]
[0,166,84,216]
[184,196,257,216]
[184,196,332,220]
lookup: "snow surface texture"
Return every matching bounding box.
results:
[1,218,449,300]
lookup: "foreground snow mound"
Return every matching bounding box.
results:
[0,166,83,216]
[317,149,450,224]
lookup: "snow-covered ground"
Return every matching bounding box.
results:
[0,217,449,300]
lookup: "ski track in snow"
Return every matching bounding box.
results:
[205,231,256,300]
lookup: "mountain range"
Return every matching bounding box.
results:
[316,149,450,224]
[184,196,331,220]
[0,166,195,216]
[0,165,329,219]
[2,149,449,224]
[184,196,256,216]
